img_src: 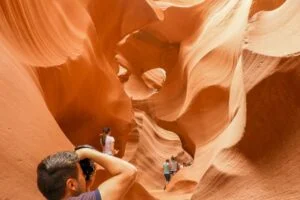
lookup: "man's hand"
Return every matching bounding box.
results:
[75,148,90,160]
[75,145,137,200]
[74,144,96,160]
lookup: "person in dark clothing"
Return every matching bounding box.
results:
[163,159,171,190]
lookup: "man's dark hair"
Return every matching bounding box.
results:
[37,151,80,200]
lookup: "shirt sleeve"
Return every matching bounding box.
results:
[68,190,101,200]
[111,136,115,143]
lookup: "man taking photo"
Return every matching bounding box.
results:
[37,145,137,200]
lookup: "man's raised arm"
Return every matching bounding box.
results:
[76,148,137,200]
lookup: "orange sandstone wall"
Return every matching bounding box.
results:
[1,0,300,199]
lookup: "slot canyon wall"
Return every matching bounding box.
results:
[0,0,300,199]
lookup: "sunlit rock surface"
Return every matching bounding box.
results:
[1,0,300,199]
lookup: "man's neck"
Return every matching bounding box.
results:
[61,191,73,200]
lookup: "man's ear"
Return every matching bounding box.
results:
[66,178,78,192]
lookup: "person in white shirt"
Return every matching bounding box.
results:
[100,127,119,156]
[170,156,179,176]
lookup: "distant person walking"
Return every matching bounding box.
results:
[100,127,119,156]
[163,159,171,190]
[170,156,179,175]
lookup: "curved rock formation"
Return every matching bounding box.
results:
[1,0,300,199]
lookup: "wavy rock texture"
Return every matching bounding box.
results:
[1,0,300,199]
